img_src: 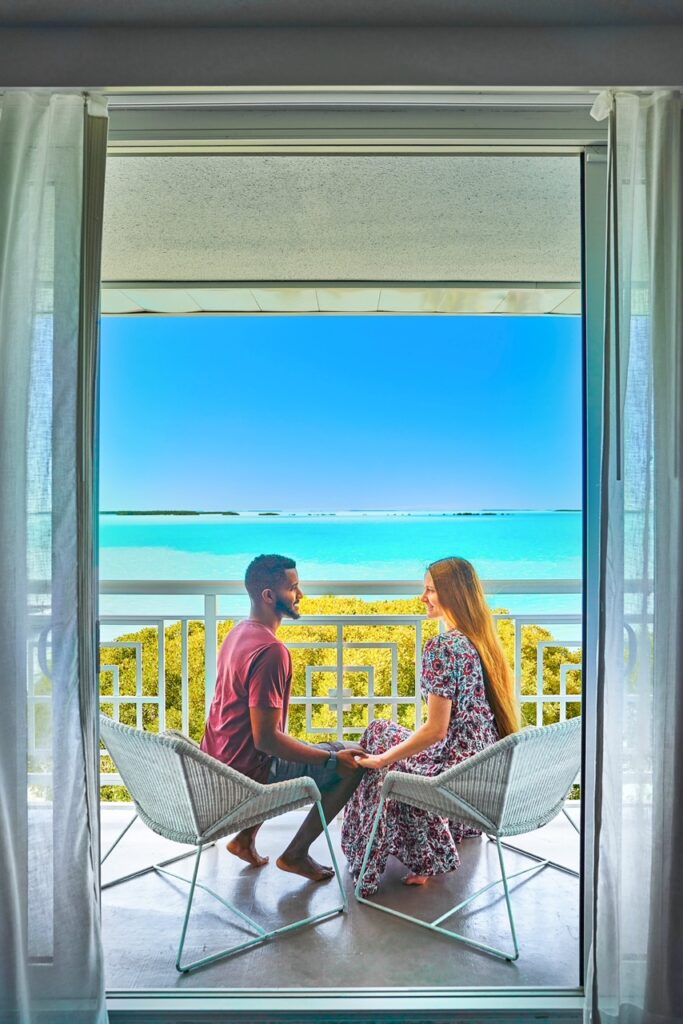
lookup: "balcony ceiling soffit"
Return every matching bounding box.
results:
[102,154,580,284]
[101,285,581,316]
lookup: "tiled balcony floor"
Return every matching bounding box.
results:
[101,802,581,992]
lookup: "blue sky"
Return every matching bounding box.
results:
[99,314,582,511]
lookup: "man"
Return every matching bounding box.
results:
[201,553,364,881]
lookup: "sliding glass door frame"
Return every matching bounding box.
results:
[103,93,608,1023]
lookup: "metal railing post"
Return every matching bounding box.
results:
[204,594,218,719]
[336,622,344,741]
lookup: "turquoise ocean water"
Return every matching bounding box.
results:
[98,512,582,620]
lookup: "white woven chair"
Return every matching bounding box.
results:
[100,715,346,973]
[354,716,581,961]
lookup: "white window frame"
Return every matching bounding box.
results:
[102,90,607,1023]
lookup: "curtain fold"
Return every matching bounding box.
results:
[589,90,683,1024]
[0,91,109,1024]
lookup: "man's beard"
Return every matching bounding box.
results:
[275,597,301,620]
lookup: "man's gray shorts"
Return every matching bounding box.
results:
[267,741,347,792]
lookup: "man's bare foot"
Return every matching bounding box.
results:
[403,873,429,886]
[276,853,335,882]
[226,835,269,868]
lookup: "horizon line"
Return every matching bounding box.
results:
[99,507,582,515]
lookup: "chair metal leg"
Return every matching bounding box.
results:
[562,805,581,834]
[101,812,138,865]
[487,834,580,878]
[172,843,204,972]
[495,836,521,961]
[316,799,348,912]
[158,855,269,941]
[354,807,550,961]
[101,842,211,890]
[101,810,207,890]
[153,801,346,974]
[481,800,580,877]
[99,802,218,892]
[353,793,386,902]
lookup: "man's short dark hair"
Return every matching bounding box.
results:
[244,554,296,601]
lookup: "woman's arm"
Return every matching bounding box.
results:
[353,693,452,769]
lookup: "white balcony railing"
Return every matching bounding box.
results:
[93,579,584,788]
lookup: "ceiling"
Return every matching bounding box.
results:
[101,152,581,316]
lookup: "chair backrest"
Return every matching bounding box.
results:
[100,715,258,844]
[439,717,581,837]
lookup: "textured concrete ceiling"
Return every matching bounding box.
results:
[102,154,581,284]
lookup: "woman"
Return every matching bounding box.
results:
[341,556,519,896]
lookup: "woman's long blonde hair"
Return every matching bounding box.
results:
[428,556,520,738]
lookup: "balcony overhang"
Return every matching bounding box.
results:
[101,280,581,316]
[101,143,582,317]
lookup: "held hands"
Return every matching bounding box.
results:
[352,751,389,770]
[335,747,368,777]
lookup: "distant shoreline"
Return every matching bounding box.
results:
[99,509,581,517]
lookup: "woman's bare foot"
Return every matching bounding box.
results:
[276,853,335,882]
[403,873,429,886]
[226,833,269,868]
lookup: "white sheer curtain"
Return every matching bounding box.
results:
[0,92,108,1024]
[588,91,683,1024]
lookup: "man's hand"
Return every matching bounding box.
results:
[335,748,367,777]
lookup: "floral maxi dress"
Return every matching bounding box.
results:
[341,630,499,896]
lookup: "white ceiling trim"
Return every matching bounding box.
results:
[106,89,600,108]
[101,284,581,316]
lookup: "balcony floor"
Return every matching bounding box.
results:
[101,803,581,992]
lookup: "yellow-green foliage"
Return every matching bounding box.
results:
[281,596,440,743]
[99,596,582,800]
[495,617,582,727]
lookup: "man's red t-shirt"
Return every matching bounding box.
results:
[201,620,292,783]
